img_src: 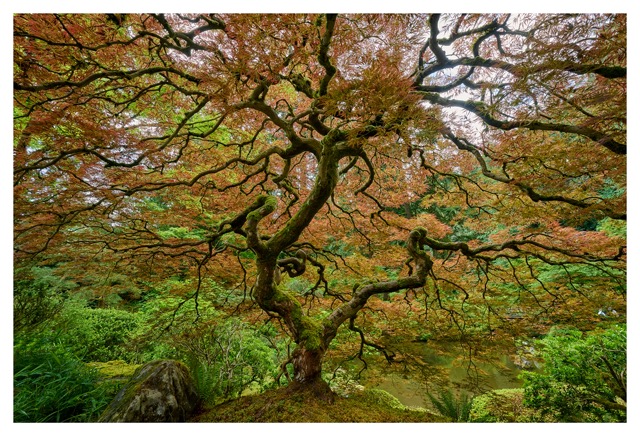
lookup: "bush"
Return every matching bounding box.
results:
[57,303,143,362]
[14,339,114,422]
[520,325,626,422]
[469,389,543,422]
[324,368,365,397]
[176,319,283,405]
[13,266,75,332]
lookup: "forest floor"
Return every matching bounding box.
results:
[190,384,447,423]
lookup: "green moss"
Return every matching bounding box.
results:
[190,385,446,423]
[268,284,323,351]
[263,195,277,210]
[271,284,293,303]
[87,360,141,379]
[299,317,323,350]
[362,389,407,410]
[246,195,277,223]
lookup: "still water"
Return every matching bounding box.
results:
[364,341,526,408]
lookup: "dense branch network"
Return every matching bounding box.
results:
[13,13,626,380]
[412,13,625,222]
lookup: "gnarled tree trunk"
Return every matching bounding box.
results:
[287,344,335,402]
[291,345,324,382]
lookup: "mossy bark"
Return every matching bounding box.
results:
[245,142,343,388]
[243,137,433,395]
[253,257,329,385]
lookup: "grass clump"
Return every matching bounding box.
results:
[14,343,115,422]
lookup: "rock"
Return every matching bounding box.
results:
[99,360,200,422]
[513,355,534,369]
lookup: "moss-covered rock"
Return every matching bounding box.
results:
[362,388,407,410]
[98,360,200,422]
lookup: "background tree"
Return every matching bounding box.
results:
[14,13,625,397]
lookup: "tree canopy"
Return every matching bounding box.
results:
[14,13,626,391]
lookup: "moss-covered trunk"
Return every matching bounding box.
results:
[249,254,334,392]
[241,141,344,400]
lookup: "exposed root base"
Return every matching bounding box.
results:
[285,378,336,404]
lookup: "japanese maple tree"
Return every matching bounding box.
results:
[14,13,625,397]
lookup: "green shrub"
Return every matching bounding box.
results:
[57,304,143,362]
[186,357,223,406]
[324,368,365,397]
[14,339,114,422]
[177,319,283,405]
[13,266,76,332]
[469,388,543,423]
[520,325,626,422]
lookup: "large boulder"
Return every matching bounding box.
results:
[99,359,200,422]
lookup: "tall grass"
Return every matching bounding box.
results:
[14,343,114,422]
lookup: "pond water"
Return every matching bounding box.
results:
[364,341,527,408]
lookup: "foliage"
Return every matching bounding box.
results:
[469,388,544,423]
[520,325,626,422]
[13,266,76,332]
[13,338,115,422]
[135,285,286,404]
[426,388,473,422]
[178,319,283,405]
[597,217,626,238]
[56,303,144,362]
[323,368,365,397]
[13,12,626,392]
[186,358,223,407]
